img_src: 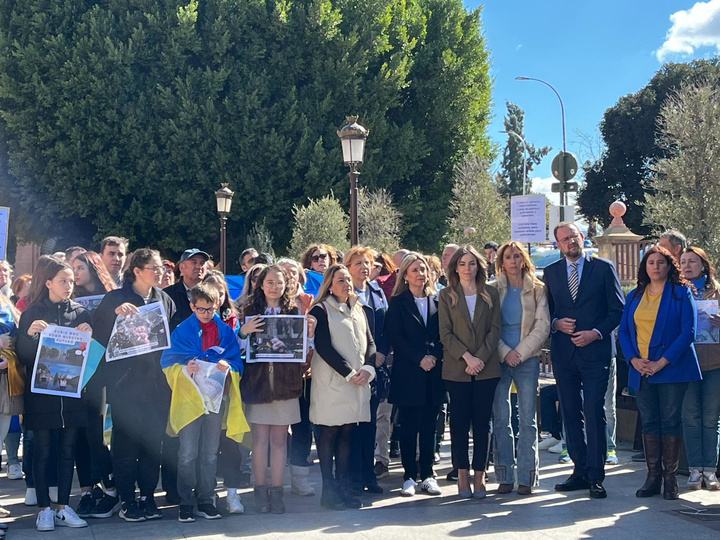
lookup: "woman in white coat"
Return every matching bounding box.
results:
[308,265,376,511]
[490,241,550,495]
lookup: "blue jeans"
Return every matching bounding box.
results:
[177,410,223,507]
[492,357,539,487]
[636,378,687,436]
[682,367,720,468]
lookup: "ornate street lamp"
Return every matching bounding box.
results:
[215,183,234,273]
[337,116,368,246]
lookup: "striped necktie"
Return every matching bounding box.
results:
[568,261,579,302]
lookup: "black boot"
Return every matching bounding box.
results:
[662,434,682,500]
[320,479,346,511]
[268,485,285,514]
[253,485,269,513]
[636,434,663,497]
[338,477,362,509]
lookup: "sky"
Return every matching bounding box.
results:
[467,0,720,209]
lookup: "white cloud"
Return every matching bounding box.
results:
[655,0,720,61]
[530,175,577,206]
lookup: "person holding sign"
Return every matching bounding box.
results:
[679,246,720,490]
[618,246,701,500]
[92,249,176,523]
[160,283,247,523]
[240,265,316,515]
[16,258,92,531]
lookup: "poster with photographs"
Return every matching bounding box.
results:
[245,315,307,363]
[695,300,719,344]
[74,295,104,313]
[31,325,91,399]
[186,357,229,414]
[106,302,171,361]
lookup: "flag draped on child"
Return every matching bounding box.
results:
[160,313,248,442]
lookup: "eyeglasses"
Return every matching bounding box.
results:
[557,233,580,244]
[193,306,216,314]
[311,253,328,262]
[143,266,164,274]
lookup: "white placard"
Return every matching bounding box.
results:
[31,325,91,399]
[106,302,171,361]
[511,195,546,243]
[695,300,719,344]
[548,205,575,241]
[245,315,308,363]
[0,207,9,260]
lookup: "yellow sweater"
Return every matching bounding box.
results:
[634,289,662,359]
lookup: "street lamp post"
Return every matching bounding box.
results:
[337,116,368,246]
[515,76,569,219]
[215,183,234,273]
[500,129,529,196]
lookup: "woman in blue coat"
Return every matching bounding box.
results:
[618,245,701,500]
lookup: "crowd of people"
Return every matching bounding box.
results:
[0,224,718,536]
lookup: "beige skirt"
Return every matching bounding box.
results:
[246,398,300,426]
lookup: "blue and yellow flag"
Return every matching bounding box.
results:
[160,314,248,442]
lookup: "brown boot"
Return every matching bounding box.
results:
[268,485,285,514]
[253,485,269,513]
[636,433,663,497]
[662,434,683,500]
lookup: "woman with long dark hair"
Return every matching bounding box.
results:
[618,245,701,500]
[16,258,92,531]
[679,246,720,490]
[438,245,501,498]
[72,252,116,298]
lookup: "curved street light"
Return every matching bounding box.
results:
[515,76,566,153]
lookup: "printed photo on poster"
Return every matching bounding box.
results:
[245,315,307,363]
[186,358,229,414]
[106,302,171,361]
[695,300,719,344]
[74,295,104,314]
[31,325,91,399]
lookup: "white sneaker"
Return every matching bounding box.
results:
[25,487,37,506]
[419,477,442,495]
[36,507,55,532]
[400,479,417,497]
[687,468,703,490]
[702,471,720,490]
[548,440,565,454]
[7,463,23,480]
[54,506,88,528]
[226,491,245,514]
[538,437,561,451]
[49,486,58,504]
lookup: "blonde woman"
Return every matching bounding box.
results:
[490,241,550,495]
[438,246,501,498]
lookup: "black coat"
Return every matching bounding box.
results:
[92,283,176,409]
[163,281,192,331]
[384,290,444,407]
[16,297,92,430]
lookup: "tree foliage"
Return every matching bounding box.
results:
[288,194,349,259]
[446,155,509,249]
[577,59,720,233]
[644,80,720,262]
[357,186,402,254]
[0,0,492,261]
[245,220,276,260]
[496,101,550,197]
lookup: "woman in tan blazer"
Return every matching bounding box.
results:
[438,246,501,498]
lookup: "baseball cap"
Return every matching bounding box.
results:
[179,249,210,263]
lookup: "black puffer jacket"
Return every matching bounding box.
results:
[16,297,92,430]
[92,283,175,410]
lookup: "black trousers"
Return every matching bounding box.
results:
[445,378,499,471]
[111,404,166,503]
[350,394,380,486]
[33,428,79,508]
[290,378,313,467]
[217,431,250,488]
[398,403,442,481]
[75,403,114,489]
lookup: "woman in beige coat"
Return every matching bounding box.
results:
[439,246,501,498]
[490,242,550,496]
[308,265,376,510]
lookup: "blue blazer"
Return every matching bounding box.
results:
[618,282,701,390]
[542,252,624,364]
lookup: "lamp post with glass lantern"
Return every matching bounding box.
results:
[215,183,234,273]
[337,116,368,246]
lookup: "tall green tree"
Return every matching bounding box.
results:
[0,0,492,261]
[496,101,550,196]
[577,58,720,233]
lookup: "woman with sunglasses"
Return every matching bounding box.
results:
[301,244,337,297]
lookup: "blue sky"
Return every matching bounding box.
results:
[467,0,720,202]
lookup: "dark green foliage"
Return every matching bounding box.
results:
[0,0,492,262]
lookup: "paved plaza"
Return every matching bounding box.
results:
[1,441,718,539]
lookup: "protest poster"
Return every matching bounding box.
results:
[186,357,229,414]
[106,302,171,361]
[74,295,104,313]
[245,315,307,363]
[695,300,719,344]
[31,325,91,399]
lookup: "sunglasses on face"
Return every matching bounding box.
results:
[311,253,328,262]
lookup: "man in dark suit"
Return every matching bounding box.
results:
[163,249,209,331]
[543,221,624,499]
